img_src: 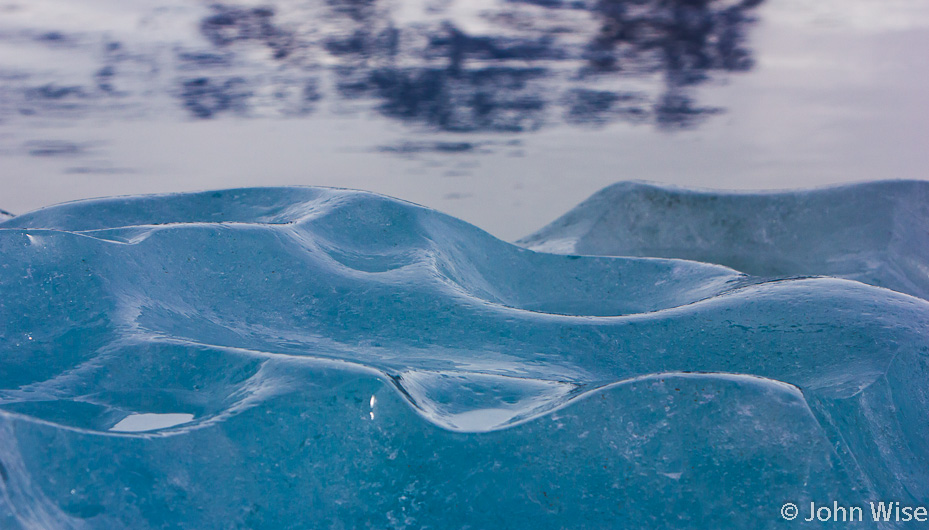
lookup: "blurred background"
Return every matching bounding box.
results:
[0,0,927,240]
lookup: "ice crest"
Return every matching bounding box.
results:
[519,180,929,300]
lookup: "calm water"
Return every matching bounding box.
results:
[0,0,927,240]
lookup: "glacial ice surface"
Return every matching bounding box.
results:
[520,180,929,300]
[1,186,928,529]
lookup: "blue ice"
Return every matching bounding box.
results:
[1,184,927,528]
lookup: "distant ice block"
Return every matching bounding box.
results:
[519,180,929,300]
[1,186,928,529]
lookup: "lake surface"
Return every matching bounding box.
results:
[1,0,927,240]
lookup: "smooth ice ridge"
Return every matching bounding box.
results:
[520,179,929,300]
[1,186,929,529]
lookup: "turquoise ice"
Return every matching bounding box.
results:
[1,185,927,528]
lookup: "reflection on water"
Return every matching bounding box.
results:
[3,0,763,131]
[1,0,927,240]
[309,0,763,132]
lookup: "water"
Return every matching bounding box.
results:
[1,0,927,240]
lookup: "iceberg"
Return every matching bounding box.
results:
[520,180,929,300]
[1,186,927,528]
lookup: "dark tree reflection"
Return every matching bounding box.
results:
[179,0,763,131]
[200,5,296,59]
